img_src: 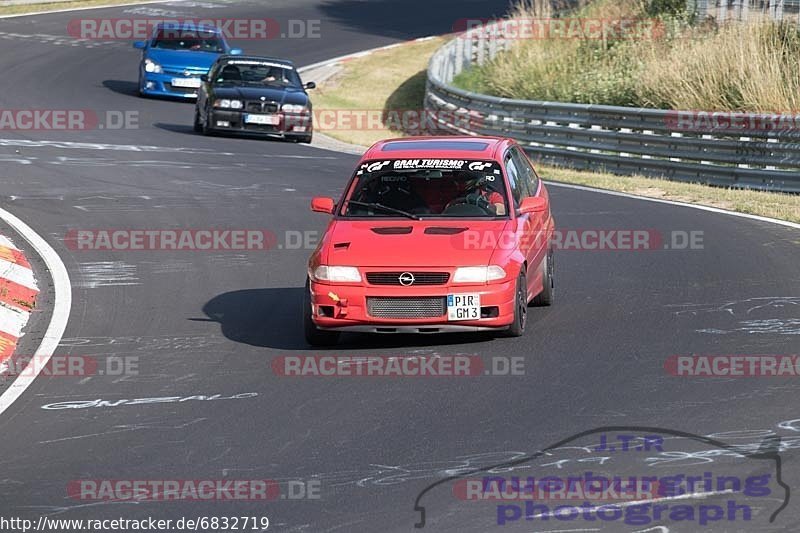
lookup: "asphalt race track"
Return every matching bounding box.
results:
[0,1,798,532]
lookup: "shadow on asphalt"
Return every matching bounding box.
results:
[102,79,140,97]
[317,0,515,39]
[199,287,510,351]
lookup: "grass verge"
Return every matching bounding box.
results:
[0,0,149,16]
[314,36,800,224]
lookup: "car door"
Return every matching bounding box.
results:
[507,146,547,294]
[197,62,219,120]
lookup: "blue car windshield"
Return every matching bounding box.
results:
[213,62,302,88]
[151,29,224,52]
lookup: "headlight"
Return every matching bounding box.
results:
[214,99,243,109]
[453,266,506,283]
[144,59,162,73]
[311,265,362,283]
[282,103,308,113]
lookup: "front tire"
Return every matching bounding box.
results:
[504,270,527,337]
[303,279,340,347]
[531,248,554,307]
[193,108,203,133]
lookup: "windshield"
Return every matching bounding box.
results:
[151,29,224,52]
[212,61,302,88]
[342,159,508,218]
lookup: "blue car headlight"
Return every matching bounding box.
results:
[144,59,162,74]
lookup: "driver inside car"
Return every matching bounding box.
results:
[456,174,506,216]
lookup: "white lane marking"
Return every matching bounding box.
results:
[0,258,37,290]
[77,261,139,288]
[0,207,71,417]
[0,305,30,338]
[547,181,800,230]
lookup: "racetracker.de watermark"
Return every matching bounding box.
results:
[271,355,524,377]
[64,229,279,251]
[0,355,138,378]
[451,229,704,251]
[302,109,482,133]
[453,18,665,40]
[665,355,800,377]
[67,479,320,501]
[67,18,321,40]
[665,111,800,132]
[0,110,138,131]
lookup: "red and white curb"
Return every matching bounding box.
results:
[0,233,39,368]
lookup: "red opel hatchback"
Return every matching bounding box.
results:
[304,136,555,346]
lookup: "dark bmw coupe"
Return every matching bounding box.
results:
[194,55,315,143]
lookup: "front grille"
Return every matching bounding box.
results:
[367,297,446,319]
[163,67,206,76]
[366,272,450,286]
[166,84,197,94]
[246,102,279,113]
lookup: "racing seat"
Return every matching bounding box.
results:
[218,65,242,83]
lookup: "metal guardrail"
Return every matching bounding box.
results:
[424,21,800,192]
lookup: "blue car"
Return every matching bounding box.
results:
[133,24,242,99]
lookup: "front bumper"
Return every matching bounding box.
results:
[206,109,312,138]
[140,72,202,98]
[309,279,517,333]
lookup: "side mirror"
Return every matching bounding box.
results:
[304,81,316,90]
[311,197,335,214]
[229,48,243,55]
[200,74,209,82]
[518,196,547,214]
[133,41,146,49]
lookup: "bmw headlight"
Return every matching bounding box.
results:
[453,266,506,283]
[311,265,362,283]
[144,59,162,73]
[214,99,243,109]
[282,103,308,113]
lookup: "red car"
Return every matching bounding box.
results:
[304,136,555,346]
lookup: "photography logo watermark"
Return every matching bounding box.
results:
[453,18,665,40]
[666,111,800,132]
[67,18,321,40]
[0,110,138,131]
[67,479,320,501]
[412,426,789,528]
[665,355,800,377]
[272,355,524,377]
[0,355,138,378]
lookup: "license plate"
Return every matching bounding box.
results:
[244,113,280,125]
[447,293,480,321]
[171,77,201,88]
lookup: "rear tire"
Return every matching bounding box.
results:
[532,248,554,307]
[303,279,340,347]
[504,270,527,337]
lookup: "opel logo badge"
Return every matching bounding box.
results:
[398,272,415,286]
[183,70,191,77]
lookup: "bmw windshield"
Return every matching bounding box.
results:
[341,159,509,218]
[213,61,303,88]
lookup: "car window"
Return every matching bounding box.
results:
[504,153,527,207]
[510,146,540,195]
[341,159,509,218]
[151,29,224,52]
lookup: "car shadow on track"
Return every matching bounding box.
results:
[199,287,510,351]
[102,80,140,98]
